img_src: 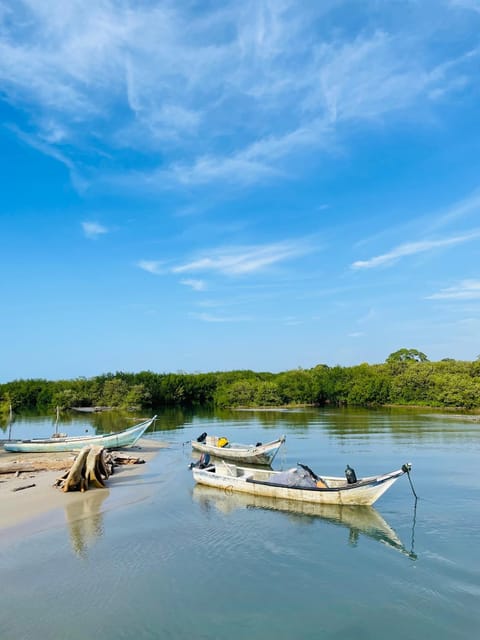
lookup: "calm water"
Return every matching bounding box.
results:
[1,407,479,640]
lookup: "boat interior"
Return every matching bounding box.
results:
[209,460,354,489]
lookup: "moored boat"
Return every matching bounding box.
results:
[70,406,112,413]
[192,460,412,506]
[3,416,157,453]
[191,433,286,465]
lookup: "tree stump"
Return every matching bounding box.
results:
[55,446,143,492]
[85,446,108,488]
[57,446,110,492]
[61,446,91,492]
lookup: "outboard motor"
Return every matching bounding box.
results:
[345,464,357,484]
[189,453,211,470]
[198,453,211,468]
[196,432,207,443]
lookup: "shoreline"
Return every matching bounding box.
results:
[0,438,168,544]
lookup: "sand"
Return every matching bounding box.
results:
[0,438,168,543]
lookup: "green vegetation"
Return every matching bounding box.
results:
[1,350,480,412]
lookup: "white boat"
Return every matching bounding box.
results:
[191,433,286,465]
[192,460,412,506]
[3,416,157,453]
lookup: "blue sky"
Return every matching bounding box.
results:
[1,0,480,382]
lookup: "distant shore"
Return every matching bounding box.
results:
[0,438,168,543]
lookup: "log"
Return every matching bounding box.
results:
[111,454,146,465]
[0,461,71,475]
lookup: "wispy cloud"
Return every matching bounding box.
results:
[434,190,480,228]
[82,221,108,239]
[1,2,478,189]
[181,279,207,291]
[173,241,311,276]
[427,279,480,300]
[352,231,480,269]
[168,118,332,185]
[11,125,87,191]
[137,260,164,275]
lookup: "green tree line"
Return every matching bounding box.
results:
[1,350,480,412]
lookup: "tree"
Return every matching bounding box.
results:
[386,348,428,363]
[101,378,130,407]
[254,381,282,407]
[124,384,151,409]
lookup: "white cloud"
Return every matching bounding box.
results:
[427,279,480,300]
[435,190,480,227]
[173,241,311,275]
[1,2,478,189]
[168,117,333,185]
[137,260,164,275]
[352,231,480,269]
[82,221,108,239]
[180,279,207,291]
[10,125,87,191]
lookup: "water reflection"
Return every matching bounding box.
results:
[64,489,108,558]
[192,485,416,559]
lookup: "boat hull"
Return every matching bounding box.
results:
[3,416,156,453]
[192,462,407,506]
[191,435,285,465]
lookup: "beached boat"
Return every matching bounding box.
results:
[3,416,157,453]
[191,433,286,465]
[192,460,412,506]
[70,406,112,413]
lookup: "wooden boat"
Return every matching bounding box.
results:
[191,433,286,465]
[192,485,416,558]
[70,406,112,413]
[3,416,157,453]
[192,460,412,506]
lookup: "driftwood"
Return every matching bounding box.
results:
[85,446,109,488]
[54,447,145,492]
[0,460,72,475]
[110,454,145,465]
[60,446,91,492]
[56,446,110,492]
[11,483,36,492]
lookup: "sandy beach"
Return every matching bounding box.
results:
[0,438,168,543]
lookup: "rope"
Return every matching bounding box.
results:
[402,463,418,500]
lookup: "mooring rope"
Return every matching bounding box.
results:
[402,463,418,500]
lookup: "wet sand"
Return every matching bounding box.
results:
[0,438,168,542]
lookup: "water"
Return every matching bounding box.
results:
[1,407,479,639]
